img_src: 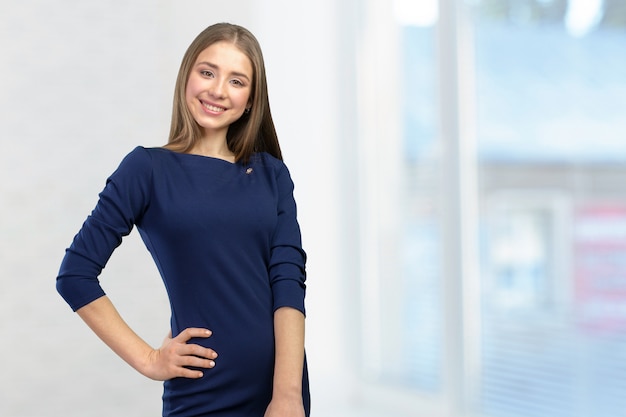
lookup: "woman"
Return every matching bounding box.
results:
[56,22,310,417]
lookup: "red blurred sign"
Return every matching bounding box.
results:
[574,204,626,333]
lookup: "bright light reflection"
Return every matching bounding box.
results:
[565,0,604,37]
[393,0,439,27]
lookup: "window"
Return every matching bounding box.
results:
[474,1,626,415]
[354,0,626,416]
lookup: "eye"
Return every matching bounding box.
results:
[230,79,245,87]
[200,70,214,78]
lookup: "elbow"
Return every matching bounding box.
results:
[56,274,106,312]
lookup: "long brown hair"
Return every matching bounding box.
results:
[165,23,282,163]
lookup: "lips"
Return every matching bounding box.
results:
[201,101,226,113]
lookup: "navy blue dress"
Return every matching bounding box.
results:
[56,147,310,416]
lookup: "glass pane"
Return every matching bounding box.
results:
[400,23,442,392]
[371,0,443,392]
[474,0,626,163]
[473,0,626,416]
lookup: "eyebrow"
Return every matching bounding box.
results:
[196,61,251,81]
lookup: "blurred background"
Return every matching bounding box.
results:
[1,0,625,416]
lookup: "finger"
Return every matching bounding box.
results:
[180,355,216,370]
[180,343,218,360]
[176,328,213,342]
[175,367,205,379]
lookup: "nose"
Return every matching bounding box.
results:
[209,79,227,99]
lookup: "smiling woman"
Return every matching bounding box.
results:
[56,22,310,417]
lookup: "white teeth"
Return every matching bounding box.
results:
[203,102,225,112]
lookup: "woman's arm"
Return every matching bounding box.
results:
[264,306,305,417]
[76,295,217,381]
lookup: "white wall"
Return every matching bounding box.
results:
[0,1,352,415]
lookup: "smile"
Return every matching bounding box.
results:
[202,101,226,112]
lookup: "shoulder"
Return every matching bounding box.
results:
[117,146,178,169]
[109,146,159,181]
[252,153,297,195]
[125,146,174,162]
[119,146,153,165]
[252,152,290,175]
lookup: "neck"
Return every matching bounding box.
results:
[190,135,235,162]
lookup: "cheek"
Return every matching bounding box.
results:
[184,83,203,115]
[236,90,252,108]
[185,74,203,99]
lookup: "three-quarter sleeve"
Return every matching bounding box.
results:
[56,147,153,311]
[268,161,307,315]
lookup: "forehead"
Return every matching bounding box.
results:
[194,41,253,77]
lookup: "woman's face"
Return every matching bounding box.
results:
[185,41,253,139]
